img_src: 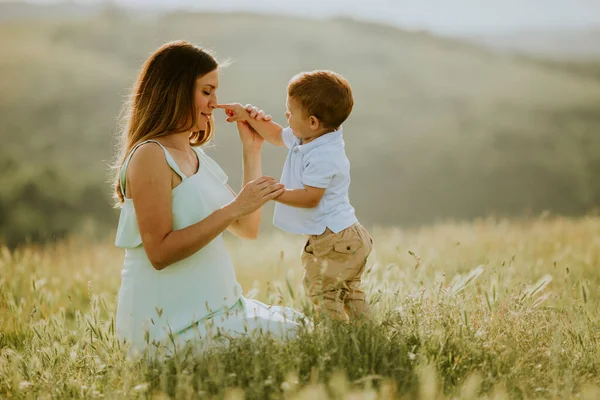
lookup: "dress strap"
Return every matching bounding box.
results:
[120,140,188,195]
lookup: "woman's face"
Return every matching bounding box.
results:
[193,68,219,132]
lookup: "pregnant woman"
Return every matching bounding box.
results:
[112,40,305,356]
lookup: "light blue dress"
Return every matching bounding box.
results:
[115,140,305,356]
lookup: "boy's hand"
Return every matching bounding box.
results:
[219,103,285,147]
[217,103,249,123]
[217,103,272,123]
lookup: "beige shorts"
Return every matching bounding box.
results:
[301,223,373,320]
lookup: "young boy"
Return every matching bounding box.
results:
[218,70,373,321]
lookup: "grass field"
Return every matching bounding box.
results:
[1,216,599,399]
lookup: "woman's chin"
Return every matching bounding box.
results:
[193,121,208,133]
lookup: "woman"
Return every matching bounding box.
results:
[113,41,305,356]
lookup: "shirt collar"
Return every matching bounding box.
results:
[297,126,343,153]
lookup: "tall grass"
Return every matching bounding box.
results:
[1,216,600,399]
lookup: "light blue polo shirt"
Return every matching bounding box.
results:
[273,126,358,235]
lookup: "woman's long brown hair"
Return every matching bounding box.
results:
[112,40,219,205]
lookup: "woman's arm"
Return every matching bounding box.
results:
[127,143,283,270]
[226,145,264,239]
[227,120,284,238]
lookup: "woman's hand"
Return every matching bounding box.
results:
[236,121,264,150]
[245,104,272,121]
[228,176,284,218]
[218,103,268,150]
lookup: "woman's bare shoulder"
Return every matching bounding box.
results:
[128,141,165,166]
[126,142,171,185]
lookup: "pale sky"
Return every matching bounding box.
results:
[11,0,600,35]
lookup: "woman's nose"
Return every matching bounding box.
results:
[209,95,218,109]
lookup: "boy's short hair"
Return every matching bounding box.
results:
[287,70,354,129]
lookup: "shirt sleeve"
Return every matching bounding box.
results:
[281,127,296,149]
[301,153,338,189]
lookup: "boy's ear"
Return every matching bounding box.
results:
[309,115,321,131]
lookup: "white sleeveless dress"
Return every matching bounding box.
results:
[115,140,305,356]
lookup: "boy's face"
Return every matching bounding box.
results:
[285,95,314,141]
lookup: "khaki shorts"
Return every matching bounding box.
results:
[301,223,373,321]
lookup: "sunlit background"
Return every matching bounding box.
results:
[2,0,600,247]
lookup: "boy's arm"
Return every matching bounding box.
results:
[280,153,337,208]
[246,118,285,147]
[217,103,286,147]
[275,186,326,208]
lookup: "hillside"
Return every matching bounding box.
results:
[471,29,600,60]
[1,8,600,246]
